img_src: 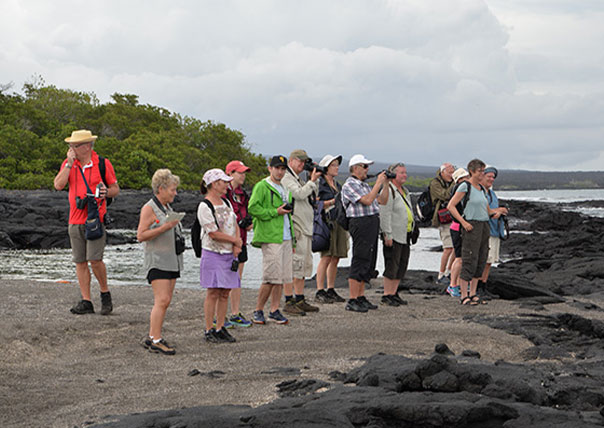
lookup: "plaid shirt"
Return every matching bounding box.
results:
[341,176,380,218]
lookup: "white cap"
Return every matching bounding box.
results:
[319,154,343,167]
[348,154,374,168]
[203,168,233,186]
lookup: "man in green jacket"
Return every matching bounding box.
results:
[248,155,295,325]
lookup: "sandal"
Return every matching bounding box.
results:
[470,295,488,305]
[460,297,473,305]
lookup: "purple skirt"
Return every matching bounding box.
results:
[200,250,241,289]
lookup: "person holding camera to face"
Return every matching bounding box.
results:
[137,169,183,355]
[341,154,388,313]
[224,160,253,328]
[248,155,295,325]
[53,130,120,316]
[198,169,242,343]
[281,149,322,316]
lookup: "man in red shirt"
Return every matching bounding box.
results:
[54,130,120,315]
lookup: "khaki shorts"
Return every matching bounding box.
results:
[292,225,313,279]
[487,236,501,264]
[439,224,453,249]
[261,240,293,285]
[68,224,106,263]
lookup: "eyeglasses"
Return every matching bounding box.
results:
[69,142,91,149]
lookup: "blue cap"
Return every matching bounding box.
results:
[484,166,498,178]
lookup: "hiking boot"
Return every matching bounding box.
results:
[268,309,289,324]
[148,339,176,355]
[215,327,236,343]
[380,295,400,307]
[252,310,266,325]
[100,291,112,315]
[141,337,152,349]
[345,299,368,313]
[392,293,408,305]
[283,300,306,316]
[204,328,221,343]
[229,313,252,328]
[315,289,334,304]
[326,288,346,303]
[357,295,377,310]
[70,299,94,314]
[296,298,319,313]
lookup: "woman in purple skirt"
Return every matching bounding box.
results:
[198,168,243,343]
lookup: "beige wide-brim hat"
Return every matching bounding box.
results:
[65,129,97,144]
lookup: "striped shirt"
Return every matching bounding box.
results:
[341,176,380,218]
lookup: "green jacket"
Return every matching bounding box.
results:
[248,178,295,247]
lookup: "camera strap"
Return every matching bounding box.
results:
[152,195,183,236]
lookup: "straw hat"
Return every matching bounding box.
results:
[65,130,97,144]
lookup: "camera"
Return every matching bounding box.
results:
[75,196,88,210]
[382,169,397,179]
[302,158,327,175]
[282,201,294,212]
[238,215,253,229]
[230,259,240,272]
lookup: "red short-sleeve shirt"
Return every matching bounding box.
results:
[61,151,118,224]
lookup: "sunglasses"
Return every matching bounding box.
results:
[358,164,369,169]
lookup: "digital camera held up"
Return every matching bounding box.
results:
[303,158,327,175]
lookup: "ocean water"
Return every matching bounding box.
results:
[1,189,602,289]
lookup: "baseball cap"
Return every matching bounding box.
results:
[289,149,310,161]
[203,168,233,186]
[348,154,374,168]
[484,166,498,178]
[269,155,288,167]
[226,160,251,175]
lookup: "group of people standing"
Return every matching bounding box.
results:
[55,129,507,356]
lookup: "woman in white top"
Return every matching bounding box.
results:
[198,169,242,343]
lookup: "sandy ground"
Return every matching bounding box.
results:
[2,278,601,428]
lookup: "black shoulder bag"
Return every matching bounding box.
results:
[78,167,104,241]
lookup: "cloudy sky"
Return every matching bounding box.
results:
[2,0,603,171]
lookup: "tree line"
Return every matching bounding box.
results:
[0,77,267,190]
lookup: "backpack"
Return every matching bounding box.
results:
[415,187,433,222]
[98,156,113,207]
[311,201,332,252]
[333,191,349,231]
[191,197,231,258]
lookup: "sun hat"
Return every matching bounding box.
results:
[348,154,374,168]
[225,160,251,175]
[452,168,469,183]
[269,155,288,167]
[203,168,233,186]
[289,149,310,161]
[484,165,498,178]
[319,154,343,168]
[65,129,97,144]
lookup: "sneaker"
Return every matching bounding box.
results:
[229,313,252,328]
[148,339,176,355]
[436,276,451,287]
[252,310,266,325]
[214,327,237,343]
[392,293,408,305]
[447,285,461,298]
[345,298,368,313]
[213,318,234,329]
[204,328,221,343]
[141,336,152,349]
[283,300,306,316]
[100,291,112,315]
[315,289,334,304]
[357,295,378,310]
[268,309,289,324]
[70,299,94,314]
[380,295,400,307]
[326,288,346,303]
[296,298,319,313]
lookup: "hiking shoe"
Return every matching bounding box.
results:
[141,337,152,349]
[204,328,221,343]
[392,293,408,305]
[447,285,461,298]
[327,288,346,303]
[100,291,112,315]
[252,310,266,325]
[268,309,289,324]
[345,298,368,313]
[380,295,400,307]
[436,276,451,287]
[148,339,176,355]
[357,295,377,310]
[283,300,306,316]
[213,318,234,329]
[70,299,94,314]
[229,313,252,328]
[215,327,236,343]
[296,298,319,313]
[315,289,334,304]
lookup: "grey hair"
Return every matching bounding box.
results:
[387,162,406,174]
[151,169,180,194]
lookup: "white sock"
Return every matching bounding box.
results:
[438,272,445,279]
[444,269,451,276]
[152,338,161,344]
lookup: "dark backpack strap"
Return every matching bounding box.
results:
[201,199,220,229]
[78,166,93,194]
[99,156,107,185]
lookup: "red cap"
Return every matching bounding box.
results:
[226,160,251,175]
